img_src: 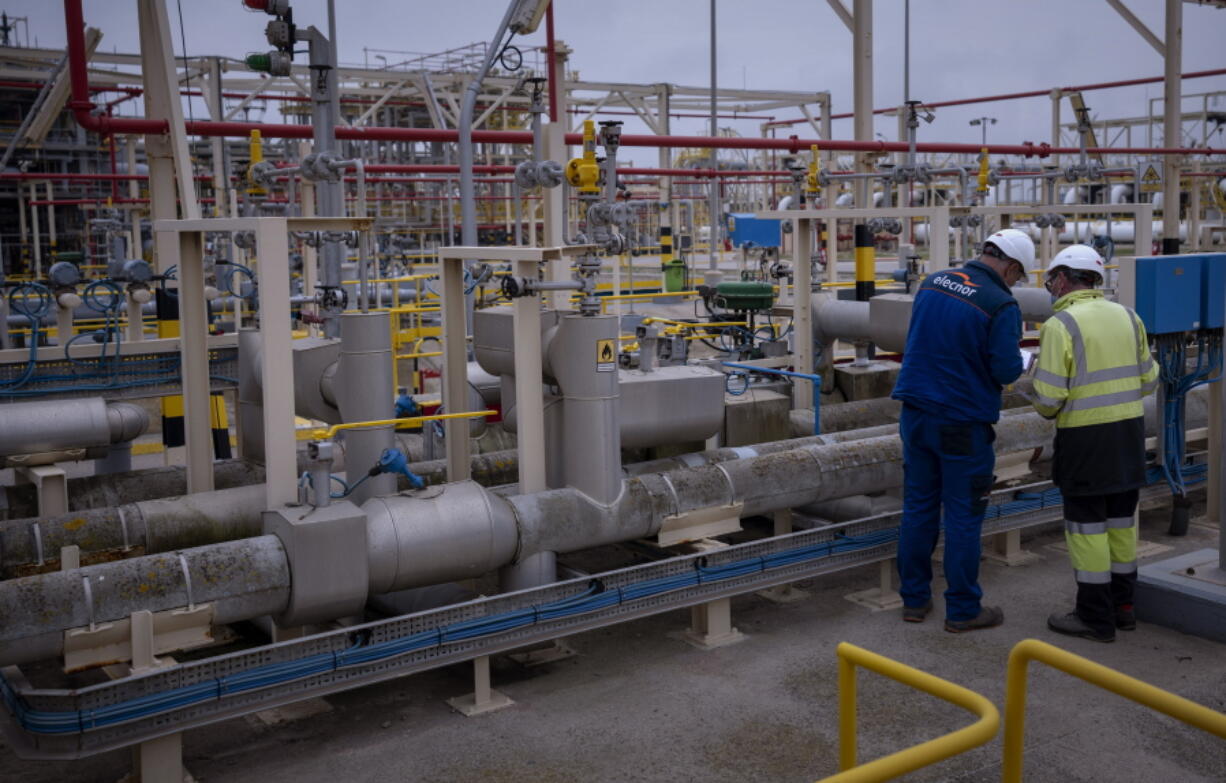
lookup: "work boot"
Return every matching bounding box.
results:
[943,606,1003,633]
[1115,604,1137,631]
[1047,611,1115,643]
[902,600,933,623]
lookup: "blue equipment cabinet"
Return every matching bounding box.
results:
[726,213,781,249]
[1199,252,1225,329]
[1133,255,1203,334]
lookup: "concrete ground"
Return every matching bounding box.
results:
[4,504,1225,782]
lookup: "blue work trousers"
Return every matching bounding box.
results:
[897,405,996,622]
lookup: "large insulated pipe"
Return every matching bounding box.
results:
[335,312,396,504]
[0,398,148,459]
[811,288,1054,355]
[549,314,623,505]
[0,535,290,665]
[0,394,1212,664]
[0,484,267,575]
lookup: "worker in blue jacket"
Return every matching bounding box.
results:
[891,228,1034,632]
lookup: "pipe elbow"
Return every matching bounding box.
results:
[106,402,150,444]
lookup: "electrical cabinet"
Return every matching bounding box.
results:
[726,213,781,249]
[1133,255,1203,334]
[1199,253,1226,330]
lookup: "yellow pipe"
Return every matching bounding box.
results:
[822,642,999,783]
[1001,639,1226,783]
[641,317,746,328]
[311,410,495,440]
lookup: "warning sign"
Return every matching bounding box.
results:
[1139,161,1163,193]
[596,339,616,372]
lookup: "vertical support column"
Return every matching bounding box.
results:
[205,58,228,218]
[44,181,56,262]
[1188,158,1202,252]
[657,84,675,291]
[826,210,839,285]
[447,655,513,716]
[793,217,814,408]
[255,218,297,508]
[502,256,554,591]
[707,0,719,272]
[441,255,471,482]
[136,0,200,222]
[174,230,214,494]
[299,142,319,333]
[28,182,41,278]
[684,597,744,649]
[852,0,873,210]
[929,206,951,271]
[1135,204,1153,260]
[541,124,569,310]
[129,609,187,781]
[1161,0,1182,255]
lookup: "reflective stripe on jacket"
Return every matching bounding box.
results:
[1032,290,1159,428]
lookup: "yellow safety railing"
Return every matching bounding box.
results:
[309,410,496,440]
[821,642,1000,783]
[1001,638,1226,783]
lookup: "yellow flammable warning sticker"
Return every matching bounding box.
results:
[596,338,616,372]
[1140,162,1163,193]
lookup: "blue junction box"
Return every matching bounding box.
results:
[1133,255,1203,334]
[726,213,782,249]
[1199,252,1225,329]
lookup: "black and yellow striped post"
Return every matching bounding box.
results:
[156,288,230,458]
[156,288,185,450]
[660,224,672,265]
[854,224,875,302]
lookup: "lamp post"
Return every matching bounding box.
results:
[969,116,997,146]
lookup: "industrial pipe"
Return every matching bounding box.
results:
[0,398,148,459]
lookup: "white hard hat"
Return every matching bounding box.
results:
[1049,244,1106,282]
[984,228,1036,274]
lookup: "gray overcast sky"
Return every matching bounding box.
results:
[6,1,1226,165]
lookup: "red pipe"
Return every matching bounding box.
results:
[0,172,213,182]
[61,0,1225,159]
[767,68,1226,127]
[545,1,559,123]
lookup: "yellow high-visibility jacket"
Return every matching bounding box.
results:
[1032,290,1159,429]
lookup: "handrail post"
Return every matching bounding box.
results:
[838,646,858,771]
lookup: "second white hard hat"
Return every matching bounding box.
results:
[983,228,1037,274]
[1049,244,1106,281]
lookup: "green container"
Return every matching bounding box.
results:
[715,280,774,311]
[662,257,688,292]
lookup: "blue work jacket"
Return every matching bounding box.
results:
[892,260,1023,423]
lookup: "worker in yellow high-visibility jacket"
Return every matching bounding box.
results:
[1031,244,1159,643]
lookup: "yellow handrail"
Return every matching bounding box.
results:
[310,410,495,440]
[820,642,1000,783]
[1001,638,1226,783]
[394,350,443,360]
[641,317,747,328]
